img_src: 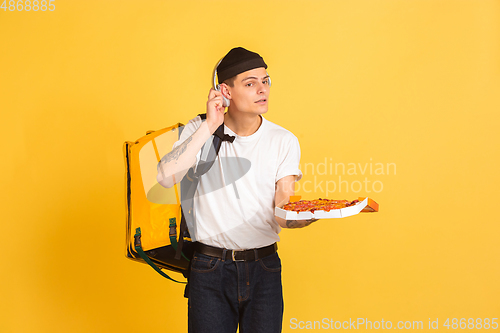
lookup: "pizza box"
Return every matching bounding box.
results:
[275,197,379,220]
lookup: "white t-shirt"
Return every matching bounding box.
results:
[173,115,302,250]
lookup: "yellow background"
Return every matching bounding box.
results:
[1,0,499,332]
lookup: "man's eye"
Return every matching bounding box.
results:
[263,80,269,85]
[246,83,253,87]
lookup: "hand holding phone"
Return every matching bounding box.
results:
[206,88,226,133]
[214,84,230,107]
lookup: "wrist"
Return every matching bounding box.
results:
[205,119,220,134]
[199,121,217,139]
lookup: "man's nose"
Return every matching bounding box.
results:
[258,82,268,94]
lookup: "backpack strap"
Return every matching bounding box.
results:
[192,114,234,177]
[198,113,235,143]
[134,227,186,284]
[174,114,235,260]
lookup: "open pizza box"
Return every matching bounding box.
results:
[275,196,379,220]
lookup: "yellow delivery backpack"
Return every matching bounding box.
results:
[124,114,234,284]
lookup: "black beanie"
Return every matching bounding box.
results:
[217,47,267,84]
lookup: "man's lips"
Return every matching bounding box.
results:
[255,98,267,104]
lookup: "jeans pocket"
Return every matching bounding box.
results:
[191,253,220,273]
[259,252,282,272]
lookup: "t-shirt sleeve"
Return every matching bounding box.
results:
[276,134,303,182]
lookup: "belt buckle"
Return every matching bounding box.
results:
[231,250,245,262]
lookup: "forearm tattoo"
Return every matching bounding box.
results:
[159,136,193,166]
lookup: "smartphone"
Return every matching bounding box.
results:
[215,84,230,107]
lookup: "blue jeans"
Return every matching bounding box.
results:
[188,250,284,333]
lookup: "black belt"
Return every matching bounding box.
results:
[195,242,277,262]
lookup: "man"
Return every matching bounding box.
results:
[157,47,316,333]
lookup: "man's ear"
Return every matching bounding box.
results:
[219,83,231,100]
